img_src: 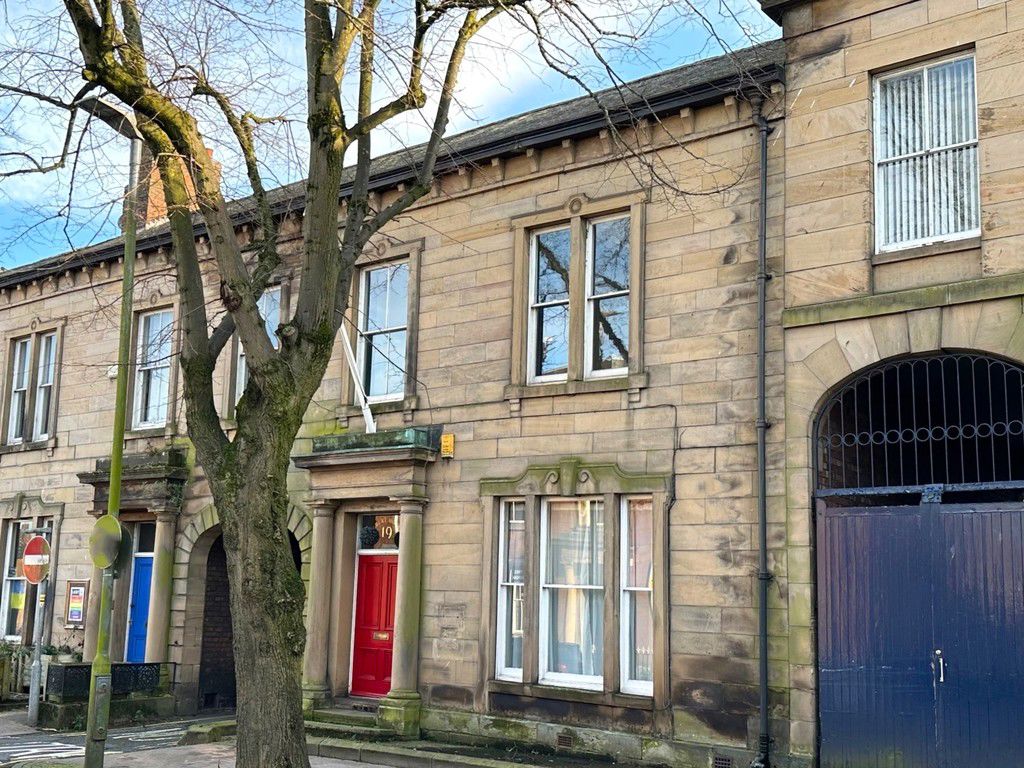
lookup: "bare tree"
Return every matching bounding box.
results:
[0,1,772,766]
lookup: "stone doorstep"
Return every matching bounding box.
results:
[309,737,566,768]
[309,707,380,727]
[177,716,392,747]
[179,720,589,768]
[306,720,394,741]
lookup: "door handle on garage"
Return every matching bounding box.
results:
[935,649,945,683]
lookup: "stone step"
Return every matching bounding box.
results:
[309,707,379,727]
[303,718,393,741]
[308,736,559,768]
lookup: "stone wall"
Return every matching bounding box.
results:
[775,0,1024,757]
[0,84,791,761]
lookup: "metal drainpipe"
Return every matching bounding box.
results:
[750,94,774,768]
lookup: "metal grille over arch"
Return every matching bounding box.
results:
[814,351,1024,767]
[815,352,1024,492]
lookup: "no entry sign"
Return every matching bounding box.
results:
[23,535,50,585]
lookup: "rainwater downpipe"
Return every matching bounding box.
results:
[750,94,774,768]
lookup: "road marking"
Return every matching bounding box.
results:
[1,741,86,760]
[110,726,184,745]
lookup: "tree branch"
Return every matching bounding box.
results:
[0,83,97,179]
[359,7,500,242]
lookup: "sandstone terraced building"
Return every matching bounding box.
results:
[1,1,1023,766]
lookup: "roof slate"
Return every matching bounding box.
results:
[0,39,784,290]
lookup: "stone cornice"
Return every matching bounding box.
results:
[78,449,188,513]
[783,273,1024,328]
[293,445,437,470]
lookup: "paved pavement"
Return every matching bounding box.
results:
[0,711,223,766]
[0,710,384,767]
[4,741,369,767]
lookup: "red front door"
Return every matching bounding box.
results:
[350,554,398,697]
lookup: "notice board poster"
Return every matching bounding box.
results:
[64,580,88,628]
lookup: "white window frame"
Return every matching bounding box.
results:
[873,53,980,254]
[0,520,30,642]
[32,332,57,440]
[619,496,654,696]
[527,225,572,385]
[235,286,282,403]
[584,214,630,380]
[495,499,526,682]
[356,262,408,404]
[133,308,174,429]
[538,497,604,691]
[6,337,32,444]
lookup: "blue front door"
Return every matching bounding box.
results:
[125,556,152,663]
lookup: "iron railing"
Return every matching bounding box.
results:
[46,662,163,703]
[816,353,1024,491]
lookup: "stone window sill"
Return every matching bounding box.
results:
[337,395,419,424]
[487,678,653,710]
[504,371,648,403]
[872,235,981,266]
[125,427,168,440]
[0,438,55,456]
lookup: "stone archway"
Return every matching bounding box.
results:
[174,504,312,713]
[782,297,1024,758]
[812,352,1024,766]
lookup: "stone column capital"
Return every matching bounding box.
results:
[307,499,338,518]
[389,496,428,515]
[153,508,178,524]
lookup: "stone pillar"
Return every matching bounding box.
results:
[144,510,177,663]
[302,500,336,710]
[83,565,104,660]
[378,497,426,738]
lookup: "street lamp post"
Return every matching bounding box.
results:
[77,98,143,768]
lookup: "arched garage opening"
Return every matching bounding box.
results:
[814,352,1024,767]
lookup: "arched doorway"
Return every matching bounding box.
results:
[197,530,304,710]
[814,353,1024,767]
[199,535,233,709]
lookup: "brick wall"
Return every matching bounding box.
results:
[198,535,235,708]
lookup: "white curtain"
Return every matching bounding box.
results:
[877,57,977,249]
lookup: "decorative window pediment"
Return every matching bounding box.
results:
[480,457,668,498]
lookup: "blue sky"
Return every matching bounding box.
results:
[0,2,776,270]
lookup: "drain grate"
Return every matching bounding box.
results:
[556,733,575,749]
[712,757,733,768]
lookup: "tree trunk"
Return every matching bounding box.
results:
[196,405,310,768]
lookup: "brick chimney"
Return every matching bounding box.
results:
[126,146,221,230]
